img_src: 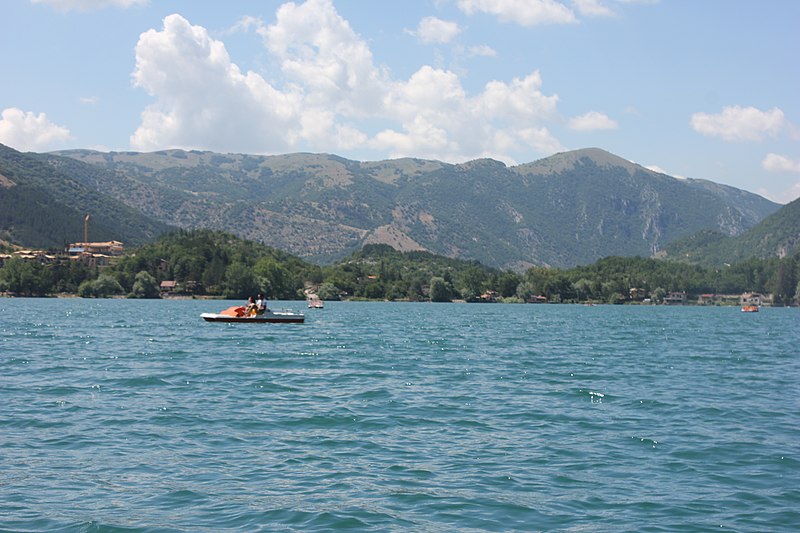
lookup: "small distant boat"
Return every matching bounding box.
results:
[741,305,759,313]
[307,294,324,309]
[201,306,305,323]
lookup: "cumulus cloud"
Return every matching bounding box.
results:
[30,0,148,11]
[411,16,462,44]
[131,1,565,162]
[130,13,301,153]
[372,68,563,160]
[690,105,786,142]
[0,107,71,151]
[518,127,565,155]
[258,0,387,116]
[478,71,560,123]
[457,0,577,26]
[762,153,800,173]
[568,111,618,131]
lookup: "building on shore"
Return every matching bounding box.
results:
[663,291,687,305]
[66,241,124,267]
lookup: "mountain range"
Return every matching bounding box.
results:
[660,196,800,266]
[0,143,787,268]
[0,144,170,249]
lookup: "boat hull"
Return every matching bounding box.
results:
[201,312,305,323]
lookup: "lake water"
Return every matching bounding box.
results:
[1,299,798,532]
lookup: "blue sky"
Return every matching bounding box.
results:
[1,0,798,203]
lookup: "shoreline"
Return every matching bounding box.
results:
[1,293,790,307]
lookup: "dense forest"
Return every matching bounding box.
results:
[0,143,171,248]
[1,229,798,304]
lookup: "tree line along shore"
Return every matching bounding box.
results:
[1,229,798,306]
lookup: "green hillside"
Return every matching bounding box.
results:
[50,147,779,268]
[0,144,172,249]
[661,197,800,266]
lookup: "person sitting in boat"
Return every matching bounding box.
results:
[243,296,258,317]
[256,293,267,314]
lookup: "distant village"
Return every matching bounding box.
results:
[1,214,125,268]
[0,240,125,269]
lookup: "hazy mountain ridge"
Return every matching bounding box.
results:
[661,197,800,266]
[27,146,781,268]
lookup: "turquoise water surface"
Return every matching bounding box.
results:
[1,299,798,531]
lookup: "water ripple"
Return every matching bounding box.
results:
[0,300,798,531]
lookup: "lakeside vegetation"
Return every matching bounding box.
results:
[1,229,798,305]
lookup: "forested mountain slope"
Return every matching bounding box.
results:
[0,144,171,248]
[44,146,779,268]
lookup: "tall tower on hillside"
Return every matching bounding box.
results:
[84,214,90,243]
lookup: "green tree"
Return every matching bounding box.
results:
[573,278,593,302]
[496,271,521,298]
[456,266,487,301]
[407,278,424,301]
[516,281,536,302]
[129,271,160,299]
[608,292,626,305]
[96,274,124,297]
[79,274,124,298]
[202,256,227,294]
[223,262,259,299]
[771,258,796,305]
[0,257,52,296]
[430,276,451,302]
[384,281,407,301]
[363,281,386,299]
[651,287,666,303]
[253,257,290,298]
[317,282,341,301]
[173,255,204,283]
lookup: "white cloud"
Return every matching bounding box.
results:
[690,105,786,142]
[457,0,577,26]
[30,0,148,12]
[130,13,301,153]
[762,153,800,173]
[572,0,615,17]
[477,71,560,123]
[518,127,565,154]
[568,110,618,131]
[368,67,562,160]
[373,116,452,157]
[80,96,98,104]
[466,44,497,57]
[224,15,264,36]
[0,107,71,151]
[411,16,462,44]
[130,2,565,162]
[259,0,387,116]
